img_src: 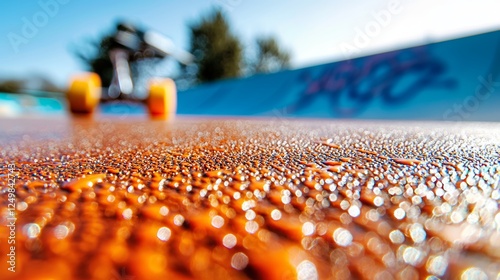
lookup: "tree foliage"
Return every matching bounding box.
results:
[185,9,291,83]
[0,79,24,93]
[187,9,243,83]
[0,76,62,94]
[251,36,291,74]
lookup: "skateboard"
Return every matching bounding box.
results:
[67,72,177,119]
[66,22,192,119]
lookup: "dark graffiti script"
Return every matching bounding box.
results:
[286,46,457,117]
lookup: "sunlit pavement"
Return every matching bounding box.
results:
[1,117,500,279]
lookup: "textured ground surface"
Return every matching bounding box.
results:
[1,117,500,279]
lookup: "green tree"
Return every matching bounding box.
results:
[0,79,24,93]
[187,9,243,83]
[250,36,291,74]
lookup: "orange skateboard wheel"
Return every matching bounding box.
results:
[147,78,177,120]
[66,73,102,114]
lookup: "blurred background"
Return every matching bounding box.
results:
[0,0,499,120]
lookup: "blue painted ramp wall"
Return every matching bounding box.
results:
[178,31,500,121]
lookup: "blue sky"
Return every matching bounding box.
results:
[1,0,499,87]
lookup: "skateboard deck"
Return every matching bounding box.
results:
[1,117,499,279]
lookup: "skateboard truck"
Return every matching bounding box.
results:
[67,22,193,119]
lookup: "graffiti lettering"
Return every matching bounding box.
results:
[287,46,456,117]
